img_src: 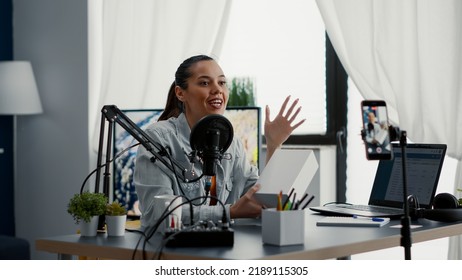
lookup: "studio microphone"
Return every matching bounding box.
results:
[202,128,221,176]
[190,114,234,177]
[190,114,234,227]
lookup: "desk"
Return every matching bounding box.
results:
[36,212,462,260]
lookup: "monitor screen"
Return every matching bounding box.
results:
[112,107,261,216]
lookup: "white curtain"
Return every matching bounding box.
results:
[316,0,462,259]
[89,0,232,153]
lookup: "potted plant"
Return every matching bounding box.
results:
[67,192,107,237]
[105,201,127,237]
[227,76,256,106]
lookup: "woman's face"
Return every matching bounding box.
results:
[176,60,229,128]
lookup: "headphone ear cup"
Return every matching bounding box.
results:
[433,193,460,209]
[419,208,462,222]
[419,193,462,222]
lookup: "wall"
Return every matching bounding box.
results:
[13,0,89,259]
[0,0,15,236]
[0,116,14,236]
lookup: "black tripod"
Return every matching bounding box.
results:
[398,130,412,260]
[361,126,412,260]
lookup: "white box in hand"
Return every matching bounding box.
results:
[254,149,318,208]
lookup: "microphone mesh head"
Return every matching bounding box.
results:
[190,114,234,153]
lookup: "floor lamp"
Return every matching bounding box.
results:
[0,61,43,235]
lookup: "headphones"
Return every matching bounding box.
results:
[409,193,462,222]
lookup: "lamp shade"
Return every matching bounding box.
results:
[0,61,43,115]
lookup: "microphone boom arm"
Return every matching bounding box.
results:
[94,105,189,196]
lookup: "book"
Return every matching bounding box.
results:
[316,216,390,227]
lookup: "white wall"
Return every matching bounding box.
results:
[13,0,89,259]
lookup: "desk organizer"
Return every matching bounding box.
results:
[262,208,305,246]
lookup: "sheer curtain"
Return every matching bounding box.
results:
[316,0,462,259]
[88,0,232,153]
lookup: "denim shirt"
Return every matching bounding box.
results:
[133,113,259,231]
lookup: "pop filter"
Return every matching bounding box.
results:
[190,114,234,176]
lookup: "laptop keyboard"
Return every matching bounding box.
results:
[337,204,402,214]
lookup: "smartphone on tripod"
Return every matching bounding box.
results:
[361,100,393,160]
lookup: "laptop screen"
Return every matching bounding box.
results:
[369,143,447,209]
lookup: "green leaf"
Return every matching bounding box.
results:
[67,192,108,224]
[106,201,127,216]
[227,77,256,106]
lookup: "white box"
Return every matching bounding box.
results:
[261,208,306,246]
[255,149,318,208]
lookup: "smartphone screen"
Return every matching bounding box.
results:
[361,100,393,160]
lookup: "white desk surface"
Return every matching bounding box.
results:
[36,211,462,260]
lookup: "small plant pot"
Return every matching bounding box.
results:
[106,215,127,237]
[80,216,99,237]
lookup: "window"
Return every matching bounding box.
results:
[219,0,327,137]
[218,0,347,202]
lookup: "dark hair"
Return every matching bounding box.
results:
[158,55,214,121]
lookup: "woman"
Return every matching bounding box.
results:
[134,55,305,231]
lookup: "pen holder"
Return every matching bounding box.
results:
[261,208,305,246]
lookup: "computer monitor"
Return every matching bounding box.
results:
[112,107,261,216]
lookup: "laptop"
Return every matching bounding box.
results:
[310,143,447,218]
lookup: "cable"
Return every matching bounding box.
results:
[164,151,208,207]
[153,223,199,260]
[125,229,146,260]
[136,194,228,260]
[79,143,141,194]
